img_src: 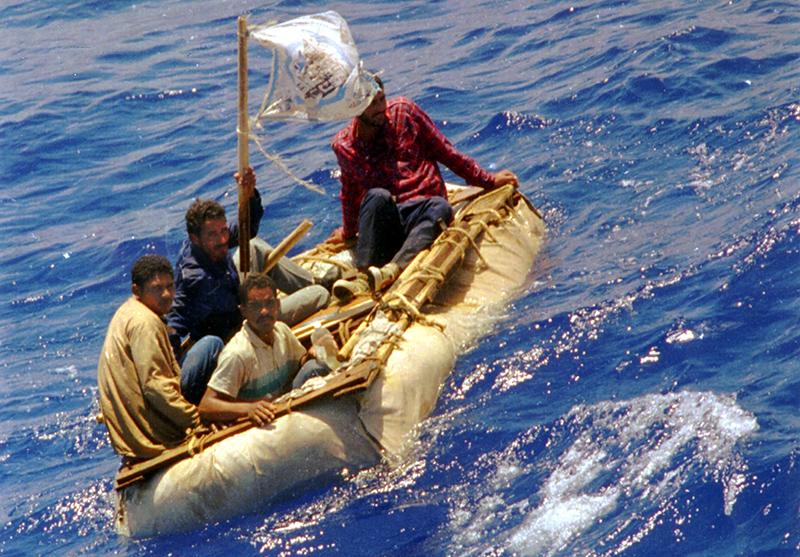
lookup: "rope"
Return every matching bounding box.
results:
[243,130,326,195]
[469,209,504,241]
[435,236,468,261]
[338,320,350,345]
[339,313,365,344]
[383,292,445,331]
[187,431,210,457]
[435,226,489,268]
[406,265,447,284]
[381,335,404,352]
[361,355,386,366]
[354,356,385,383]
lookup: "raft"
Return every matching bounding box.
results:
[114,185,545,538]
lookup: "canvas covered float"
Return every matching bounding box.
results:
[114,182,544,537]
[108,12,546,537]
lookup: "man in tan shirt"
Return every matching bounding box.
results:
[98,254,200,460]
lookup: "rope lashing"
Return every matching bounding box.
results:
[469,209,505,241]
[383,291,446,331]
[187,431,210,457]
[338,320,350,345]
[435,225,489,268]
[406,265,447,284]
[339,313,364,346]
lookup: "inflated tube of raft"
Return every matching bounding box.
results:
[116,191,544,538]
[116,323,456,537]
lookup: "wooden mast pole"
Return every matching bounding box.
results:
[237,15,251,276]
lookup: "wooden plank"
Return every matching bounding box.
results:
[292,299,377,342]
[262,220,313,274]
[115,358,381,490]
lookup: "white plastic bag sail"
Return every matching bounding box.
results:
[250,11,379,122]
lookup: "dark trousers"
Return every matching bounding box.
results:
[355,188,453,270]
[180,335,224,405]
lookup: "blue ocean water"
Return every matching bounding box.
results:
[2,0,799,554]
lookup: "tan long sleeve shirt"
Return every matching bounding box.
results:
[98,297,200,459]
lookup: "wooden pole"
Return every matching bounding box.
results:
[262,219,313,274]
[237,15,251,276]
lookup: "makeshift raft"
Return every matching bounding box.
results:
[114,184,545,537]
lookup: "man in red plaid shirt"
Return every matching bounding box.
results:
[326,76,518,299]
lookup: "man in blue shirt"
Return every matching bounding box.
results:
[167,168,331,404]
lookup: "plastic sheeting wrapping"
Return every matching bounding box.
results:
[250,11,379,122]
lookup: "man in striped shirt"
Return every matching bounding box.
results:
[197,273,330,425]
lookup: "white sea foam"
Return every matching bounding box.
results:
[511,391,756,556]
[449,391,757,557]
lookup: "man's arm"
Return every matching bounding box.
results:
[492,169,519,188]
[228,167,265,244]
[130,316,199,431]
[409,99,517,189]
[332,131,365,239]
[200,338,283,426]
[198,387,275,426]
[324,226,347,246]
[166,261,213,350]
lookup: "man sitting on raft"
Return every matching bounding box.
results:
[326,75,519,299]
[97,255,200,461]
[197,273,330,426]
[166,168,334,405]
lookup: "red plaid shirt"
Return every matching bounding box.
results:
[331,97,495,238]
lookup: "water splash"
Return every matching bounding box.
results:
[447,391,757,557]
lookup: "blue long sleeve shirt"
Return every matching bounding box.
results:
[166,192,264,349]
